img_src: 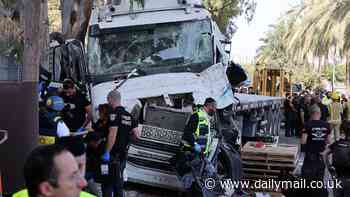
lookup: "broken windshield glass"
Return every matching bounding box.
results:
[87,20,213,75]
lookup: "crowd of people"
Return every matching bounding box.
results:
[284,90,350,140]
[283,89,350,197]
[12,78,140,197]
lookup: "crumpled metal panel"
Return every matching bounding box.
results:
[91,63,234,120]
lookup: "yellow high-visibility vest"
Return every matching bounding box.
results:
[12,189,96,197]
[328,102,343,125]
[322,96,332,106]
[195,109,212,155]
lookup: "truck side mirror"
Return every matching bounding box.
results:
[226,62,248,87]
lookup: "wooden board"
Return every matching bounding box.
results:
[242,141,299,179]
[242,142,298,161]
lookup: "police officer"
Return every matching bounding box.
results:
[101,90,139,197]
[39,95,70,144]
[60,79,92,132]
[323,120,350,197]
[301,104,331,197]
[182,97,217,156]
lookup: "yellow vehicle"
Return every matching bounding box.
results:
[252,65,293,97]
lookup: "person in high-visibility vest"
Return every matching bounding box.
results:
[17,144,91,197]
[322,91,333,106]
[328,92,344,141]
[182,97,217,156]
[12,189,95,197]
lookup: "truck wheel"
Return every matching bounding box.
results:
[217,143,241,180]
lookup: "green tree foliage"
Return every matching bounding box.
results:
[256,0,350,88]
[283,0,350,85]
[323,64,346,82]
[0,0,22,63]
[48,0,61,32]
[203,0,256,33]
[256,19,291,68]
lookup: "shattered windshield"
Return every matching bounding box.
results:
[87,20,213,75]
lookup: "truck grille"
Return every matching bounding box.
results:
[139,124,183,146]
[127,125,182,172]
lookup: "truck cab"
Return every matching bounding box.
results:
[84,0,238,190]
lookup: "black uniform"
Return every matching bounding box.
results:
[92,119,110,139]
[302,120,330,197]
[101,106,137,197]
[60,91,90,131]
[109,106,137,159]
[328,139,350,197]
[182,113,199,148]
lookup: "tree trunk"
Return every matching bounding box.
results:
[23,0,41,81]
[61,0,93,43]
[346,56,350,88]
[40,0,49,69]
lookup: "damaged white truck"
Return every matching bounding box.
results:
[43,0,284,192]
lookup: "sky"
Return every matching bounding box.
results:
[230,0,301,64]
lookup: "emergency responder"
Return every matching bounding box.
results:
[328,92,343,141]
[323,120,350,197]
[177,98,219,196]
[60,79,92,132]
[101,90,139,197]
[322,91,333,106]
[301,104,331,197]
[182,97,217,156]
[15,144,94,197]
[39,95,70,144]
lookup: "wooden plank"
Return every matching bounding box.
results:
[242,160,296,168]
[241,155,296,163]
[242,142,298,160]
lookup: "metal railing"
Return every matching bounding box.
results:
[0,64,22,81]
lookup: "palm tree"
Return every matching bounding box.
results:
[283,0,350,86]
[256,20,290,69]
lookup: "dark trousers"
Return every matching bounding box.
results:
[301,153,328,197]
[285,112,297,136]
[101,158,126,197]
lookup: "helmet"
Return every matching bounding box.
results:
[332,92,340,100]
[46,96,65,111]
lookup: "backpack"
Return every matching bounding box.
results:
[333,140,350,168]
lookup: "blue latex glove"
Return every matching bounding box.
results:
[102,152,110,162]
[76,127,85,133]
[194,143,202,153]
[37,81,44,95]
